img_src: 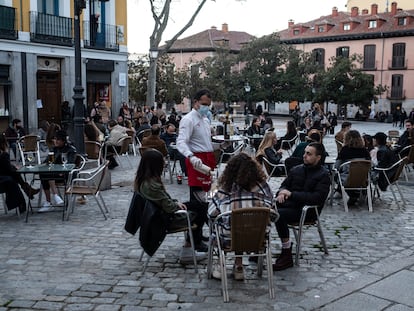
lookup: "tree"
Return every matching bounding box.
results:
[146,0,212,106]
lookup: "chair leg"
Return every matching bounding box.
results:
[316,220,329,255]
[266,239,275,299]
[184,213,198,272]
[93,194,107,220]
[219,249,229,302]
[394,183,406,208]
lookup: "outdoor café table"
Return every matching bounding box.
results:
[18,163,75,222]
[212,135,245,143]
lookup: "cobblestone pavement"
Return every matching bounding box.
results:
[0,119,413,310]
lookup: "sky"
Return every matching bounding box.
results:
[127,0,347,54]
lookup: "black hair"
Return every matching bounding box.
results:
[307,142,326,165]
[134,149,164,191]
[193,89,211,101]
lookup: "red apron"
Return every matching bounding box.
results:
[186,152,216,192]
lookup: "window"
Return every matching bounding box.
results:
[343,23,351,31]
[318,26,324,32]
[312,48,325,67]
[368,20,377,28]
[392,43,406,68]
[190,64,200,78]
[37,0,59,15]
[293,29,300,35]
[397,17,407,26]
[391,74,404,98]
[336,46,350,58]
[363,45,376,69]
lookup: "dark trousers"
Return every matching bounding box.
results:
[0,176,25,210]
[187,186,208,245]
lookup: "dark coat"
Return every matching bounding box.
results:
[277,163,330,214]
[124,192,168,256]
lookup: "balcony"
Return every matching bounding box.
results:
[0,5,18,40]
[83,21,119,51]
[388,57,407,70]
[30,11,73,46]
[387,89,406,100]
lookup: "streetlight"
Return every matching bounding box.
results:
[244,82,251,113]
[72,0,86,154]
[147,48,159,108]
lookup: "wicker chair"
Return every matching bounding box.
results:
[208,207,275,302]
[17,135,41,165]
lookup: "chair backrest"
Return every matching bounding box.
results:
[19,135,39,152]
[389,157,408,184]
[137,129,151,142]
[230,207,270,253]
[84,141,102,160]
[406,145,414,164]
[119,136,132,154]
[335,139,344,154]
[281,134,298,150]
[343,159,371,188]
[388,130,400,139]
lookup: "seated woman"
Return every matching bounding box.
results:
[335,130,371,205]
[38,130,77,212]
[299,117,312,141]
[0,135,40,213]
[246,117,263,151]
[208,153,274,281]
[256,131,284,176]
[135,148,207,263]
[276,120,297,150]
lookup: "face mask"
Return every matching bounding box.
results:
[199,105,209,117]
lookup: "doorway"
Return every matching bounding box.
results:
[37,72,62,125]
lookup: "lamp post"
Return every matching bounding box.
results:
[146,48,159,107]
[244,82,251,113]
[72,0,86,154]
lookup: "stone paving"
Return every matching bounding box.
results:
[0,119,413,310]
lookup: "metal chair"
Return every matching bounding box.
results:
[139,147,173,184]
[335,139,344,155]
[65,161,110,220]
[281,134,298,156]
[288,205,328,266]
[126,129,138,156]
[105,136,133,168]
[17,135,41,166]
[398,145,413,181]
[261,156,287,181]
[208,207,275,302]
[84,141,103,166]
[337,159,373,212]
[373,157,408,209]
[216,142,245,174]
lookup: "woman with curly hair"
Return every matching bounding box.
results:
[208,153,274,280]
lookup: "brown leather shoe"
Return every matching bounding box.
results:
[22,183,40,200]
[273,245,294,271]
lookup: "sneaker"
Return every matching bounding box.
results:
[179,246,207,264]
[38,202,55,213]
[211,263,222,280]
[232,265,244,281]
[52,194,64,205]
[76,196,87,205]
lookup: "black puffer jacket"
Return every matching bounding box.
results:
[277,163,330,210]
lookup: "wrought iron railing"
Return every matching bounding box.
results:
[389,57,407,69]
[83,21,119,51]
[0,5,17,39]
[387,89,406,100]
[30,11,73,46]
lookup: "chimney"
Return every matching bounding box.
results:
[391,2,397,15]
[351,6,359,17]
[371,3,378,15]
[211,26,217,30]
[332,7,338,17]
[288,19,294,28]
[222,23,228,33]
[362,8,369,14]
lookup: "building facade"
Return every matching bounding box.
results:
[0,0,128,134]
[279,2,414,115]
[347,0,413,12]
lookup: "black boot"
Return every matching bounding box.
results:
[273,245,294,271]
[22,182,40,200]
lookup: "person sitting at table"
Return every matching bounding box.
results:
[335,130,371,206]
[372,132,398,191]
[135,148,206,263]
[275,120,297,150]
[4,118,26,160]
[208,153,274,280]
[160,123,187,176]
[38,130,77,212]
[105,119,128,169]
[256,131,284,176]
[394,119,413,157]
[141,124,168,157]
[273,142,330,271]
[0,135,40,213]
[299,117,312,141]
[284,130,322,172]
[247,117,263,151]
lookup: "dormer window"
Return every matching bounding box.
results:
[343,23,351,31]
[318,26,324,32]
[293,29,300,35]
[397,17,407,26]
[369,20,377,28]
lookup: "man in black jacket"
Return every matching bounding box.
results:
[273,142,330,271]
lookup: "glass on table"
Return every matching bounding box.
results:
[47,152,55,168]
[61,153,68,167]
[26,153,34,168]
